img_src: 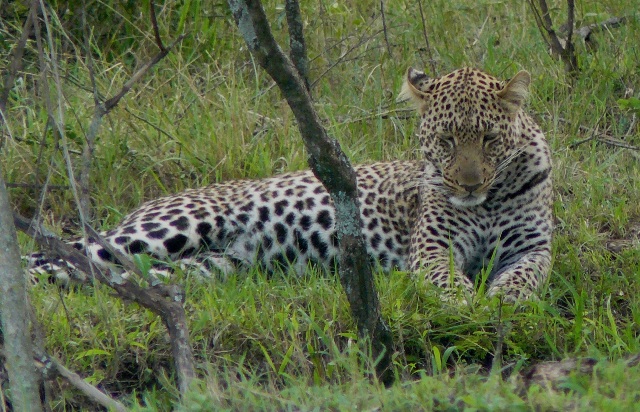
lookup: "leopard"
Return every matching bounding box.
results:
[26,67,553,302]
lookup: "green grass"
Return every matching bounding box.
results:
[3,0,640,409]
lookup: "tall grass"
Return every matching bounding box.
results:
[2,0,640,409]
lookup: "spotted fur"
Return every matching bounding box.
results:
[27,68,552,301]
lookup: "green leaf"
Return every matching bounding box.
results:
[75,349,111,360]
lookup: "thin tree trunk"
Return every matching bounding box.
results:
[0,166,43,411]
[284,0,310,91]
[227,0,394,385]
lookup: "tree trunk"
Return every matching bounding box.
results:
[227,0,394,385]
[0,166,43,411]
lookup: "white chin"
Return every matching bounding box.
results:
[450,194,486,208]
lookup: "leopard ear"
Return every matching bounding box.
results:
[397,67,433,111]
[497,70,531,112]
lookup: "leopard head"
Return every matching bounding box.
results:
[399,67,530,207]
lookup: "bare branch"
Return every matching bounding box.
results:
[227,0,394,385]
[35,353,127,412]
[379,0,393,57]
[103,33,186,113]
[14,213,196,394]
[528,0,578,73]
[310,27,384,89]
[150,0,166,52]
[535,0,566,56]
[565,0,575,51]
[20,3,194,393]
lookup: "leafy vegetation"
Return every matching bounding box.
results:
[2,0,640,409]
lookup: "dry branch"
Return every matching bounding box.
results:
[310,27,384,89]
[557,115,640,152]
[416,0,436,75]
[528,0,578,74]
[34,351,127,412]
[227,0,394,385]
[379,0,393,57]
[574,16,629,42]
[13,213,196,394]
[18,2,194,395]
[102,34,186,114]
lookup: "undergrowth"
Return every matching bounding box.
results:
[2,0,640,409]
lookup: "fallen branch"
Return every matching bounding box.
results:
[14,213,196,394]
[19,2,195,395]
[34,351,127,412]
[1,343,127,412]
[565,117,639,151]
[574,15,629,43]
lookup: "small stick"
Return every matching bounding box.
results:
[379,0,393,57]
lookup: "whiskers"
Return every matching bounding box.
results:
[493,145,526,181]
[403,170,447,195]
[403,145,527,200]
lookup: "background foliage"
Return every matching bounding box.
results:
[2,0,640,409]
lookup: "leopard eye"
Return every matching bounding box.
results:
[483,132,500,145]
[438,133,455,147]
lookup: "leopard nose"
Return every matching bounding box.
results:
[460,183,482,193]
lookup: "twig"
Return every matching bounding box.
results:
[566,119,640,152]
[594,136,640,151]
[575,16,629,41]
[379,0,393,57]
[33,352,127,412]
[103,33,186,113]
[416,0,436,75]
[331,107,414,128]
[13,213,196,394]
[310,27,385,89]
[5,183,69,190]
[150,0,166,52]
[528,0,578,73]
